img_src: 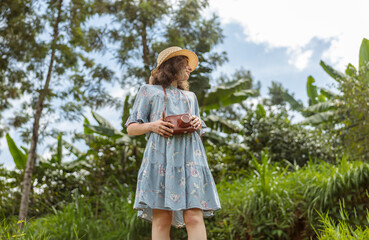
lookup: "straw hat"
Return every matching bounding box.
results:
[153,46,198,72]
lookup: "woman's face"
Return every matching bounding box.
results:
[179,58,192,82]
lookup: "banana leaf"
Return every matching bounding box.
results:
[6,133,27,170]
[298,110,339,125]
[359,38,369,69]
[203,78,254,111]
[92,111,117,130]
[320,60,346,82]
[203,115,241,134]
[302,99,341,113]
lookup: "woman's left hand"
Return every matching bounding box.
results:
[190,115,202,130]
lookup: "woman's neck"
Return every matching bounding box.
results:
[170,81,178,88]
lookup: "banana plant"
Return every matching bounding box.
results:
[83,81,252,138]
[60,136,92,169]
[359,38,369,77]
[298,73,342,125]
[60,111,132,170]
[200,77,258,134]
[5,132,79,170]
[6,133,28,170]
[81,108,146,183]
[83,111,131,144]
[284,38,369,126]
[202,78,257,112]
[42,132,90,169]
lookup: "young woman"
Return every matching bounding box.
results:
[125,46,221,240]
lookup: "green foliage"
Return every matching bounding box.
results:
[277,38,369,163]
[75,110,145,186]
[277,73,341,127]
[6,133,28,170]
[207,155,315,239]
[101,0,226,96]
[295,63,343,127]
[295,38,369,160]
[199,68,260,148]
[203,78,256,112]
[0,179,151,240]
[163,0,228,96]
[1,109,142,219]
[0,0,42,136]
[204,136,249,183]
[240,150,295,239]
[2,156,369,240]
[304,157,369,228]
[267,81,304,111]
[307,76,319,105]
[200,76,258,134]
[208,156,369,240]
[1,0,117,143]
[56,133,63,164]
[202,115,241,134]
[303,100,340,113]
[0,164,23,218]
[314,200,369,240]
[359,38,369,71]
[299,109,339,126]
[121,95,131,134]
[242,104,337,166]
[83,111,131,143]
[319,60,346,83]
[338,65,369,161]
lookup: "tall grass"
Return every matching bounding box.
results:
[0,218,50,239]
[304,156,369,228]
[314,200,369,240]
[2,153,369,240]
[206,149,301,240]
[205,152,369,240]
[1,178,151,240]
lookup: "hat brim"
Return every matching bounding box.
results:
[159,49,198,72]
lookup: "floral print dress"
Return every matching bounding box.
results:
[124,84,221,228]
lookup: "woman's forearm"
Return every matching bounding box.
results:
[127,122,152,136]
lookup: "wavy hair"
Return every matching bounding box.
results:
[149,56,189,91]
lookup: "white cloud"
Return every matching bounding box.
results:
[209,0,369,71]
[287,48,313,70]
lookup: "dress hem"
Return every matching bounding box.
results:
[133,200,222,229]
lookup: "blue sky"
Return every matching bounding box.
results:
[1,0,368,169]
[213,22,337,102]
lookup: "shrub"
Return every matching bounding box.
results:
[314,200,369,240]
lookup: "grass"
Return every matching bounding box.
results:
[1,178,151,240]
[2,153,369,240]
[313,199,369,240]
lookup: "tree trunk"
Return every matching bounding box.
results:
[120,146,126,176]
[141,25,150,84]
[18,0,63,227]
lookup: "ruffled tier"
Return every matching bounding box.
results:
[132,132,221,228]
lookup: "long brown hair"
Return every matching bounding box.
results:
[149,56,189,90]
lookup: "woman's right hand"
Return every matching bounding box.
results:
[150,118,175,137]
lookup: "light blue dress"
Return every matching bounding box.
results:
[124,84,221,228]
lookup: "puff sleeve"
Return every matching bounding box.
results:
[124,85,151,128]
[193,92,206,136]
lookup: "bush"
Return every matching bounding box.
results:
[205,152,369,240]
[242,104,338,166]
[206,149,305,240]
[0,177,151,240]
[314,200,369,240]
[3,155,369,240]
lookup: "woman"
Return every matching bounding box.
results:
[125,46,221,240]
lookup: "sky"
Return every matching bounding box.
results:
[1,0,369,169]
